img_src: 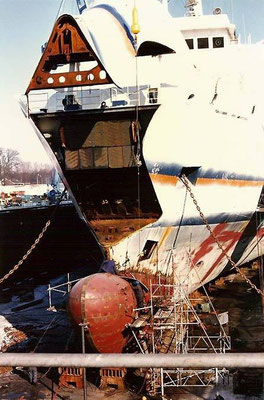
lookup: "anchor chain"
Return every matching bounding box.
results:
[0,188,68,285]
[181,174,264,297]
[0,220,51,284]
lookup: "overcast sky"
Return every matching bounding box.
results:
[0,0,263,163]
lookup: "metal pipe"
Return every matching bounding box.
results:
[81,323,87,400]
[1,353,264,369]
[259,257,264,317]
[48,284,52,309]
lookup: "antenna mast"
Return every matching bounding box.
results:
[185,0,203,16]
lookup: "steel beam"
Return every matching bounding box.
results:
[0,353,264,369]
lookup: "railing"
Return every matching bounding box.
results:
[47,273,81,311]
[28,91,49,113]
[27,84,160,114]
[0,353,264,368]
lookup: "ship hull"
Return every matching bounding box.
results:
[111,210,264,294]
[28,102,264,294]
[0,203,102,286]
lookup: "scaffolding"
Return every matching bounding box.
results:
[47,273,81,311]
[144,276,231,398]
[47,268,231,399]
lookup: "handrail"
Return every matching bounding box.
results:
[0,353,263,368]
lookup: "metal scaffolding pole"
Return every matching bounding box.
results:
[0,353,264,368]
[148,277,230,395]
[80,322,87,400]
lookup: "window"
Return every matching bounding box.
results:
[186,39,194,49]
[213,37,224,48]
[149,88,158,104]
[197,38,209,49]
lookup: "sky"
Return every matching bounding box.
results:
[0,0,263,163]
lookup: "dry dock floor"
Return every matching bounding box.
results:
[1,265,264,399]
[0,371,142,399]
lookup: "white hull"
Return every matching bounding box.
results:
[111,210,264,293]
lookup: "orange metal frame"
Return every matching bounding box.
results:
[26,14,112,94]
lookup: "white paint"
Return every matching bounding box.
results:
[111,216,263,294]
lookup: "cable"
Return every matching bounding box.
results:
[33,314,59,353]
[164,185,188,277]
[55,0,65,21]
[132,32,143,259]
[172,185,188,249]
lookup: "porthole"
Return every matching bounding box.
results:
[99,70,106,79]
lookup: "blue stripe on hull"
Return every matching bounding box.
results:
[146,161,264,183]
[152,212,253,227]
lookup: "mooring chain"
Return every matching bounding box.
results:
[181,174,264,297]
[0,220,51,284]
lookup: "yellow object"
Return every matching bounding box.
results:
[142,397,147,400]
[131,4,140,34]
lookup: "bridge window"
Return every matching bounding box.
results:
[186,39,194,49]
[149,88,158,104]
[198,38,209,49]
[213,37,224,48]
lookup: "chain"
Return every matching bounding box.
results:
[181,174,264,297]
[0,220,51,284]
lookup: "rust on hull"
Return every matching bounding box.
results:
[90,218,157,246]
[26,14,112,94]
[68,273,137,353]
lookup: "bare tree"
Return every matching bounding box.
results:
[19,161,53,184]
[0,148,21,183]
[0,147,53,184]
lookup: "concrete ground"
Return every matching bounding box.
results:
[0,370,142,400]
[0,370,263,400]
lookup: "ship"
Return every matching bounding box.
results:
[22,0,264,353]
[0,184,102,286]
